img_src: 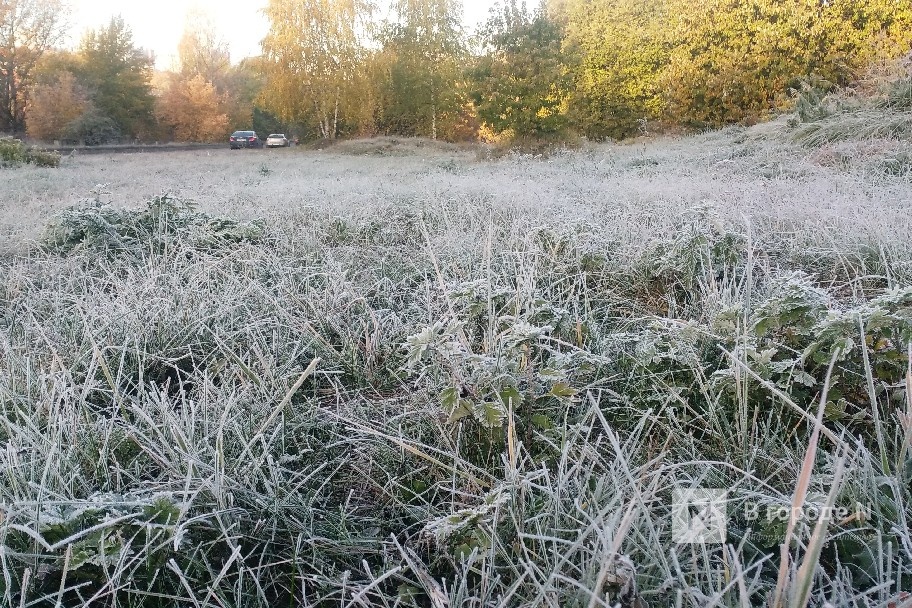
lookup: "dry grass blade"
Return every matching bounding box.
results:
[789,449,848,608]
[771,348,842,608]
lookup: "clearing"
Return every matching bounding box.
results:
[1,126,912,606]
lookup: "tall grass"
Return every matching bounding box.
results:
[1,123,912,606]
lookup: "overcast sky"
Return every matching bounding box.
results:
[66,0,500,70]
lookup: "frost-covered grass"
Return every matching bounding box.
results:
[1,128,912,606]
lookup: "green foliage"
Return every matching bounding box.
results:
[252,105,289,139]
[24,146,61,167]
[41,194,266,256]
[75,16,156,139]
[374,0,466,139]
[403,279,605,467]
[791,78,834,124]
[661,0,912,126]
[0,138,27,166]
[884,76,912,110]
[62,109,121,145]
[556,0,912,135]
[561,0,668,139]
[260,0,373,140]
[469,0,570,138]
[2,494,181,605]
[0,137,60,167]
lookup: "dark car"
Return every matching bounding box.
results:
[229,131,263,149]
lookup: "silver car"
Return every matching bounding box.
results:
[266,134,289,148]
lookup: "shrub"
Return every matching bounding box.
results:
[24,146,61,167]
[63,110,121,145]
[0,137,60,168]
[41,194,267,256]
[0,137,26,165]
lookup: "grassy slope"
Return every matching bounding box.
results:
[1,120,911,606]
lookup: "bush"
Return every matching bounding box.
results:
[0,137,26,165]
[883,76,912,110]
[24,147,61,167]
[63,111,121,145]
[0,137,60,168]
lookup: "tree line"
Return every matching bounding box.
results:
[6,0,912,144]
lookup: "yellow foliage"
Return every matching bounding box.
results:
[156,74,229,142]
[25,71,90,141]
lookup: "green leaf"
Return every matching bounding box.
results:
[455,543,475,561]
[442,386,473,423]
[531,414,554,430]
[792,370,816,387]
[441,386,458,411]
[538,367,565,382]
[448,403,473,423]
[498,385,523,409]
[548,381,577,398]
[475,401,506,428]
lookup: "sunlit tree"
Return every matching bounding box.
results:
[661,0,912,125]
[470,0,569,138]
[261,0,373,139]
[375,0,465,139]
[25,70,89,140]
[0,0,67,132]
[559,0,667,139]
[177,11,231,86]
[156,73,228,142]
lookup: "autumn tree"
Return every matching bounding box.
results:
[24,70,89,140]
[148,11,243,140]
[261,0,373,139]
[469,0,569,138]
[75,16,156,139]
[0,0,67,132]
[376,0,465,139]
[177,11,231,86]
[156,73,228,141]
[225,57,268,131]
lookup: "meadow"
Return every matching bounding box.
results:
[1,113,912,606]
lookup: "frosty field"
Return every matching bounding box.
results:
[2,127,912,606]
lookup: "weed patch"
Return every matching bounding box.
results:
[41,194,267,256]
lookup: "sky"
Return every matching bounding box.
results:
[66,0,500,70]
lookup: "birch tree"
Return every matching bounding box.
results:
[376,0,464,139]
[177,11,231,87]
[261,0,372,139]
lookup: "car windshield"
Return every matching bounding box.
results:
[268,134,284,138]
[232,131,254,137]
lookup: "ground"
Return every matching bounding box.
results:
[4,131,910,255]
[1,127,912,606]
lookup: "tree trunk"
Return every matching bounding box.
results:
[314,98,327,139]
[332,88,339,139]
